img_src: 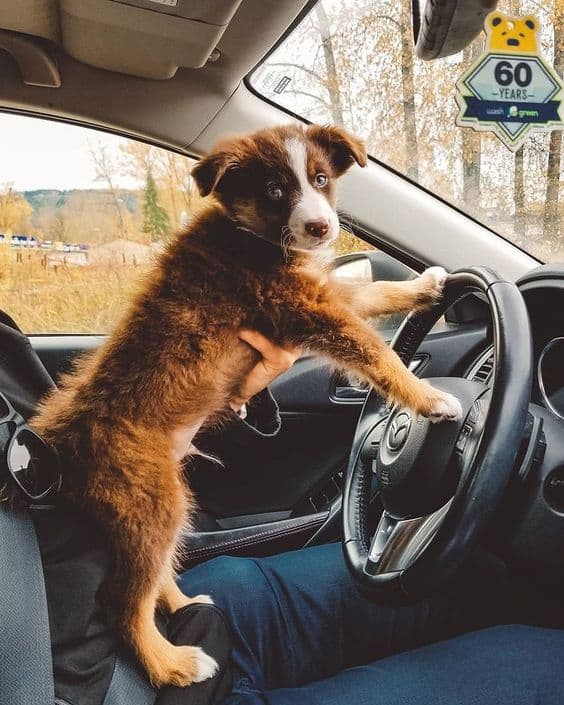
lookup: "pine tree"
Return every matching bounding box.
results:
[141,168,169,242]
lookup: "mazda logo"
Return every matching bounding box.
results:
[387,412,412,451]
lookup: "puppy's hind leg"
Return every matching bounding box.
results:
[158,552,214,614]
[101,468,218,688]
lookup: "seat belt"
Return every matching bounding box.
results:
[0,505,55,705]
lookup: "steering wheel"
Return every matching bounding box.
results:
[342,267,532,602]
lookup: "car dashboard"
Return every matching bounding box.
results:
[467,265,564,422]
[463,264,564,578]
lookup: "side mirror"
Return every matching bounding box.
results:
[333,251,417,336]
[333,255,372,283]
[333,251,415,284]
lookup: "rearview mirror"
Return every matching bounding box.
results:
[413,0,499,60]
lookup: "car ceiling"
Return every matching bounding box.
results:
[0,0,310,149]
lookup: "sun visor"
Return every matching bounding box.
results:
[58,0,242,79]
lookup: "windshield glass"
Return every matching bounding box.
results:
[250,0,563,262]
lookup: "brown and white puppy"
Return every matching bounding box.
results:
[32,123,461,689]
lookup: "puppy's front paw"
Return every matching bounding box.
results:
[414,266,448,310]
[425,391,463,423]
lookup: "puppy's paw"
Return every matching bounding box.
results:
[149,645,218,688]
[414,266,448,310]
[192,646,219,683]
[425,391,463,423]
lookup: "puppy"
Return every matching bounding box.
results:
[32,123,462,688]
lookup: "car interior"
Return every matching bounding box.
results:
[0,0,563,703]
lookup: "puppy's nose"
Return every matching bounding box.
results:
[305,219,329,238]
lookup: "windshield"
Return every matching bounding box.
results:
[250,0,563,262]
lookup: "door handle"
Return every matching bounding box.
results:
[331,356,428,403]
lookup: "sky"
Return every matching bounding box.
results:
[0,113,138,191]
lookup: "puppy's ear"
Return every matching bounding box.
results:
[191,143,241,197]
[306,124,367,175]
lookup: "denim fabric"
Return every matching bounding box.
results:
[177,543,564,704]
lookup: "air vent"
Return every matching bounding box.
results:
[471,351,494,385]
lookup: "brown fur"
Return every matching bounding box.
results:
[32,124,450,687]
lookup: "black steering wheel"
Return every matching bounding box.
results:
[342,267,533,602]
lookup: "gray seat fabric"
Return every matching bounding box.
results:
[103,653,156,705]
[0,504,157,705]
[0,505,55,705]
[0,314,156,705]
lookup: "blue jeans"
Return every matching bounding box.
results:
[178,543,564,704]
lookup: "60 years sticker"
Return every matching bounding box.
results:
[456,12,563,151]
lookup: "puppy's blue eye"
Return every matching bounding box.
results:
[266,183,284,200]
[315,173,328,187]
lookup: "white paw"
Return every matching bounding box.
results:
[192,594,214,606]
[192,647,219,682]
[422,266,448,290]
[428,392,463,423]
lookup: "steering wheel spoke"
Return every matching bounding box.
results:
[366,503,451,576]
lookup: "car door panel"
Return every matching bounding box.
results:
[30,322,488,526]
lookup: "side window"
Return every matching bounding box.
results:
[0,113,198,334]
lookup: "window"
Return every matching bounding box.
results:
[250,0,563,262]
[0,114,197,333]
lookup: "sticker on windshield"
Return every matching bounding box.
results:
[455,12,563,152]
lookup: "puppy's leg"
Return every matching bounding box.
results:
[296,306,461,421]
[338,267,448,318]
[158,551,214,614]
[99,467,218,688]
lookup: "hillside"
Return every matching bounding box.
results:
[23,189,139,215]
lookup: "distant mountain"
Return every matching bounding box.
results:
[22,189,140,214]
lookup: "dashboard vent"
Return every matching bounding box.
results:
[471,353,494,385]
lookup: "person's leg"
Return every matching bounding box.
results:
[179,543,501,699]
[155,604,233,705]
[256,625,564,705]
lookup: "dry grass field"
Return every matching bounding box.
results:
[0,230,371,334]
[0,248,151,334]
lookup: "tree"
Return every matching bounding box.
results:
[399,0,419,181]
[514,145,527,239]
[89,138,127,238]
[461,40,483,213]
[314,3,345,125]
[141,169,169,242]
[0,184,32,234]
[542,2,563,245]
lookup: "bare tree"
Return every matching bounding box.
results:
[542,4,563,244]
[461,40,483,212]
[399,0,419,181]
[514,146,527,238]
[314,3,345,125]
[89,138,127,238]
